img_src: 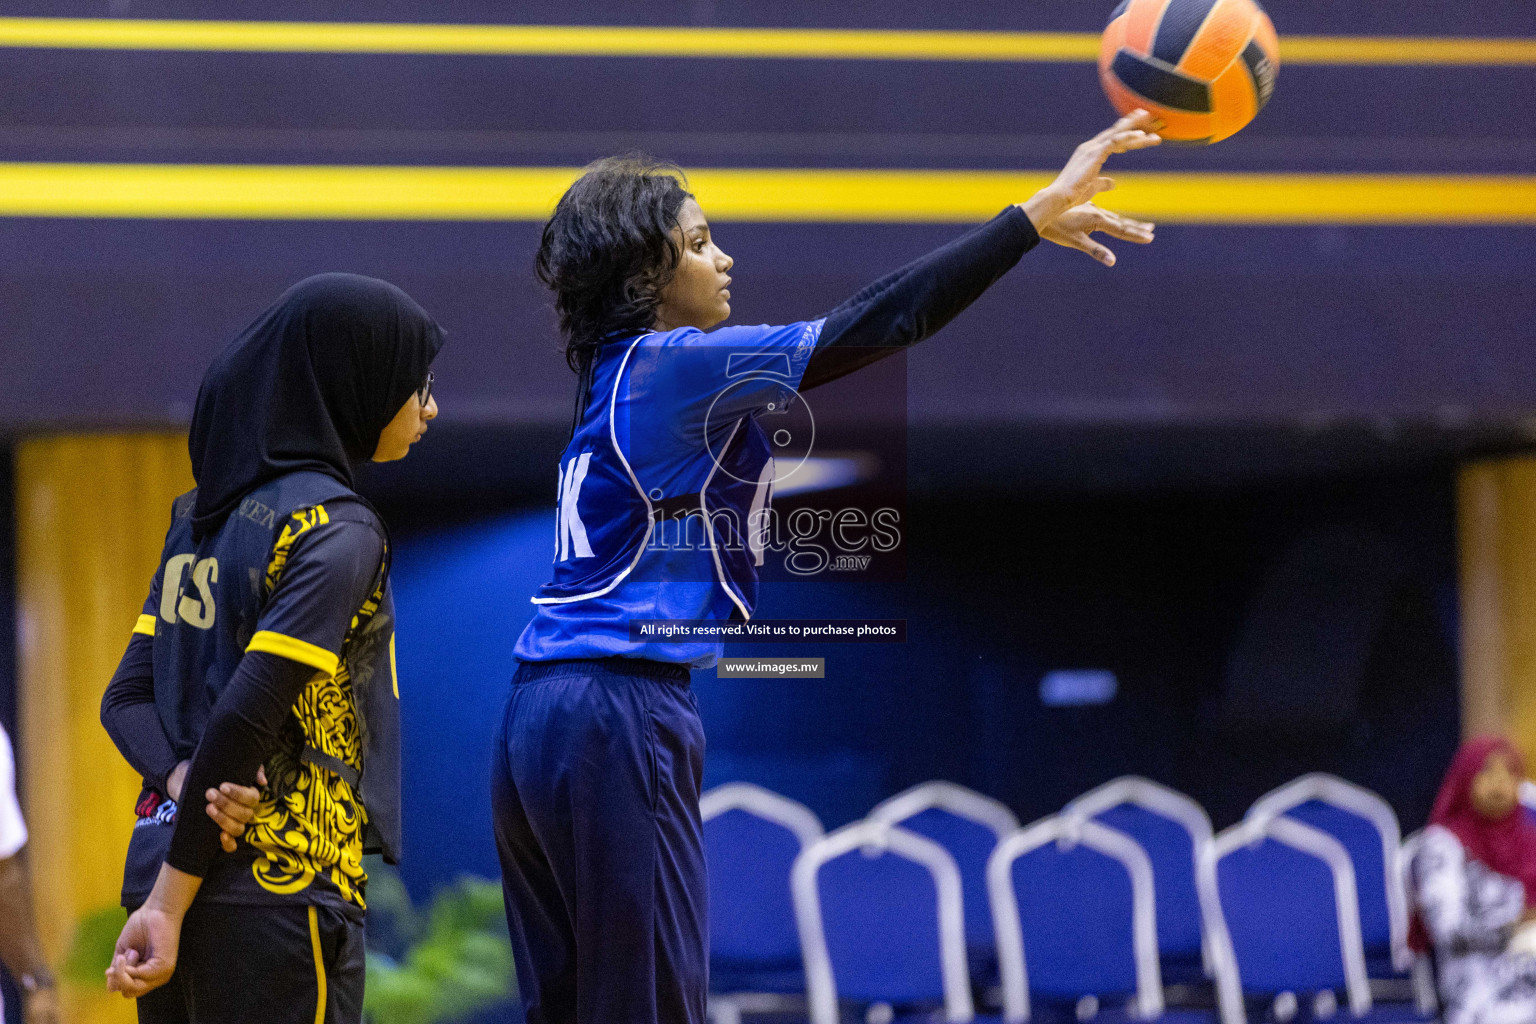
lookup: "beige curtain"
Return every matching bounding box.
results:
[1459,457,1536,764]
[15,433,191,1024]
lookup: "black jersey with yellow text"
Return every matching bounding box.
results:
[121,470,400,915]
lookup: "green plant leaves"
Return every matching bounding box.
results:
[363,872,515,1024]
[63,905,126,987]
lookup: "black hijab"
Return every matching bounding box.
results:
[189,273,445,540]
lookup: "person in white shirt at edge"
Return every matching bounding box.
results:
[0,722,58,1024]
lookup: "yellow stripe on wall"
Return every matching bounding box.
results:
[0,162,1533,224]
[0,18,1093,61]
[0,17,1532,66]
[1282,35,1536,65]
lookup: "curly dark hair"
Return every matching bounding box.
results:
[535,154,693,375]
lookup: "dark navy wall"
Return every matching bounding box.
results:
[0,2,1533,431]
[1,53,1531,172]
[2,220,1535,433]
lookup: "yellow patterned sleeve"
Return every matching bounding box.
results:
[246,630,340,677]
[133,614,157,637]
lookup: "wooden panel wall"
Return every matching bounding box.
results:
[14,433,190,1024]
[1459,457,1536,763]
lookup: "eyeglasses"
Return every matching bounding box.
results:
[416,371,435,407]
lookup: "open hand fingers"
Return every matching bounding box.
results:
[1095,108,1159,142]
[1094,210,1156,243]
[1061,230,1119,267]
[1106,128,1161,154]
[1070,128,1160,189]
[1038,201,1155,264]
[1047,111,1160,211]
[1085,110,1161,160]
[1081,131,1159,175]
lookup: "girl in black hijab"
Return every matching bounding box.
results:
[99,274,442,1024]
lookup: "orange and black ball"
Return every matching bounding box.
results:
[1100,0,1280,144]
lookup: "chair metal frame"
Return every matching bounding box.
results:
[987,814,1165,1024]
[701,783,825,1024]
[867,780,1021,840]
[791,820,975,1024]
[1245,772,1409,972]
[701,781,826,845]
[1061,775,1221,977]
[1207,814,1374,1023]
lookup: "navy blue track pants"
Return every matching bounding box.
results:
[492,658,708,1024]
[133,901,364,1024]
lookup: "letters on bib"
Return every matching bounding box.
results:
[160,554,219,629]
[557,452,594,562]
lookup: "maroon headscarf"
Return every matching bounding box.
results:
[1410,736,1536,950]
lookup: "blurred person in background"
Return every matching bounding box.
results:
[0,721,57,1024]
[99,274,443,1024]
[497,112,1160,1024]
[1411,736,1536,1024]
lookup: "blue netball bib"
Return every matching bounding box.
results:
[515,321,823,668]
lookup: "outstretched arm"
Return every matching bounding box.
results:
[801,111,1159,391]
[1020,108,1163,265]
